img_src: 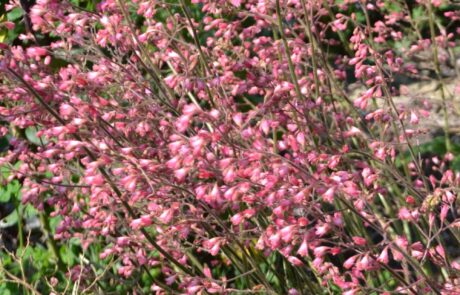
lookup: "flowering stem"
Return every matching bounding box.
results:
[275,0,318,149]
[5,67,200,278]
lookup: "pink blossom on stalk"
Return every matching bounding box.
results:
[352,236,367,246]
[84,175,104,186]
[231,213,244,225]
[344,255,358,269]
[440,204,449,223]
[121,175,137,192]
[377,247,389,264]
[174,167,190,182]
[398,207,413,221]
[0,0,457,292]
[343,126,362,138]
[287,256,303,266]
[158,208,175,224]
[280,225,297,243]
[322,187,335,203]
[343,289,360,295]
[313,246,330,258]
[203,238,225,256]
[130,215,152,230]
[297,238,309,257]
[175,115,192,132]
[268,232,281,249]
[26,47,48,58]
[315,223,331,237]
[410,242,425,260]
[230,0,241,7]
[410,111,419,124]
[356,255,373,271]
[332,17,348,32]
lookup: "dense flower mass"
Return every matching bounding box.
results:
[1,0,460,293]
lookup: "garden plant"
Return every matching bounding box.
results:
[1,0,460,294]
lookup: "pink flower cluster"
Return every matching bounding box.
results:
[1,0,459,293]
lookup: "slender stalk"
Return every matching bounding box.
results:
[427,1,452,152]
[274,0,319,149]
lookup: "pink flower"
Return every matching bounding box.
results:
[84,175,104,186]
[203,265,212,278]
[130,215,152,230]
[352,236,367,246]
[356,255,371,270]
[322,187,335,203]
[204,238,224,256]
[158,208,174,224]
[175,115,192,132]
[327,155,341,169]
[174,167,190,182]
[223,166,236,183]
[313,246,330,258]
[288,289,300,295]
[398,207,413,221]
[332,19,348,32]
[26,47,48,58]
[410,112,419,124]
[440,204,449,223]
[288,256,303,266]
[3,21,15,30]
[297,238,309,257]
[268,233,281,249]
[122,176,137,192]
[231,213,244,225]
[230,0,241,7]
[315,223,331,237]
[344,255,358,269]
[280,225,296,243]
[377,247,389,264]
[343,289,360,295]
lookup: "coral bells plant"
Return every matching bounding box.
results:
[1,0,460,293]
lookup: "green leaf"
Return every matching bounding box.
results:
[71,174,80,183]
[0,210,18,228]
[0,136,9,152]
[384,2,401,12]
[9,179,20,194]
[354,11,366,24]
[0,285,14,295]
[0,180,20,203]
[0,29,6,43]
[234,70,247,80]
[0,187,10,202]
[7,7,23,22]
[24,204,38,218]
[451,157,460,172]
[60,245,76,265]
[49,216,62,235]
[412,6,425,21]
[25,127,48,145]
[25,127,40,145]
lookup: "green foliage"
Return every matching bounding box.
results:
[396,135,460,172]
[0,160,163,293]
[0,163,62,293]
[24,127,48,146]
[0,180,19,203]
